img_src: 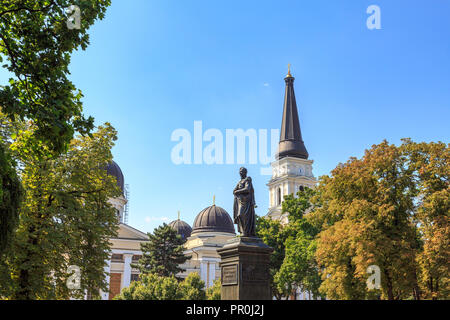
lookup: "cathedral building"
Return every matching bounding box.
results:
[100,161,149,300]
[101,68,316,299]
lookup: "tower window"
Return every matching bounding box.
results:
[299,185,304,192]
[277,188,281,206]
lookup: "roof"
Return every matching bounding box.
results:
[106,160,125,192]
[192,205,235,235]
[169,219,192,240]
[277,72,309,160]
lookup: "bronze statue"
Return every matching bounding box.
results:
[233,167,256,237]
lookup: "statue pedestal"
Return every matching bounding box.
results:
[217,237,273,300]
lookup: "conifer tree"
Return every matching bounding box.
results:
[133,223,188,278]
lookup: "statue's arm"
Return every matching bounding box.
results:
[234,179,251,195]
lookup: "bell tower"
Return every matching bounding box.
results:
[266,67,316,223]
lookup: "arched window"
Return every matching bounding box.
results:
[299,185,304,192]
[277,188,281,206]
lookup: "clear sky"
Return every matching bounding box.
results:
[1,0,449,233]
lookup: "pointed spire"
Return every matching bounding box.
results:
[213,195,216,206]
[277,66,309,160]
[178,210,180,220]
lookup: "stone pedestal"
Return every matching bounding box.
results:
[217,237,273,300]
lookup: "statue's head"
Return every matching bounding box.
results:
[239,167,247,179]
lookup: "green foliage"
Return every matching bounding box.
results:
[180,272,206,300]
[256,214,298,299]
[0,123,120,299]
[257,187,323,300]
[115,273,182,300]
[275,234,321,298]
[206,280,221,300]
[115,272,208,301]
[277,188,323,299]
[133,223,189,278]
[0,0,112,154]
[0,142,22,255]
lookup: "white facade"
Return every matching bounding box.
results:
[180,231,235,288]
[266,156,316,223]
[108,195,127,223]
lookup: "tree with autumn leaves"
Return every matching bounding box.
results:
[313,139,448,300]
[258,139,448,300]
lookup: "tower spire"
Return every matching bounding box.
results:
[277,66,309,159]
[286,63,292,78]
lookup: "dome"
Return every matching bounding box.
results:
[192,205,235,235]
[169,219,192,240]
[106,160,124,192]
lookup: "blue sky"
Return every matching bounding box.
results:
[2,0,449,233]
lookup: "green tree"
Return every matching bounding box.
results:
[206,280,221,300]
[115,273,208,301]
[275,188,323,299]
[0,0,112,154]
[180,272,206,300]
[256,215,294,299]
[133,223,189,278]
[114,273,182,300]
[0,142,22,255]
[0,123,120,299]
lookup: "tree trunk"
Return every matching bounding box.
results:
[384,269,394,300]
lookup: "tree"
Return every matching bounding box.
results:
[0,123,120,299]
[274,188,322,299]
[133,223,189,278]
[313,140,439,300]
[114,273,182,300]
[114,273,207,301]
[206,280,221,300]
[180,273,206,300]
[402,139,449,299]
[0,0,112,292]
[0,142,22,255]
[256,215,293,299]
[0,0,112,154]
[276,234,321,299]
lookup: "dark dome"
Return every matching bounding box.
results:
[169,219,192,240]
[192,205,235,235]
[106,161,124,192]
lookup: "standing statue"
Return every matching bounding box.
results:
[233,167,256,237]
